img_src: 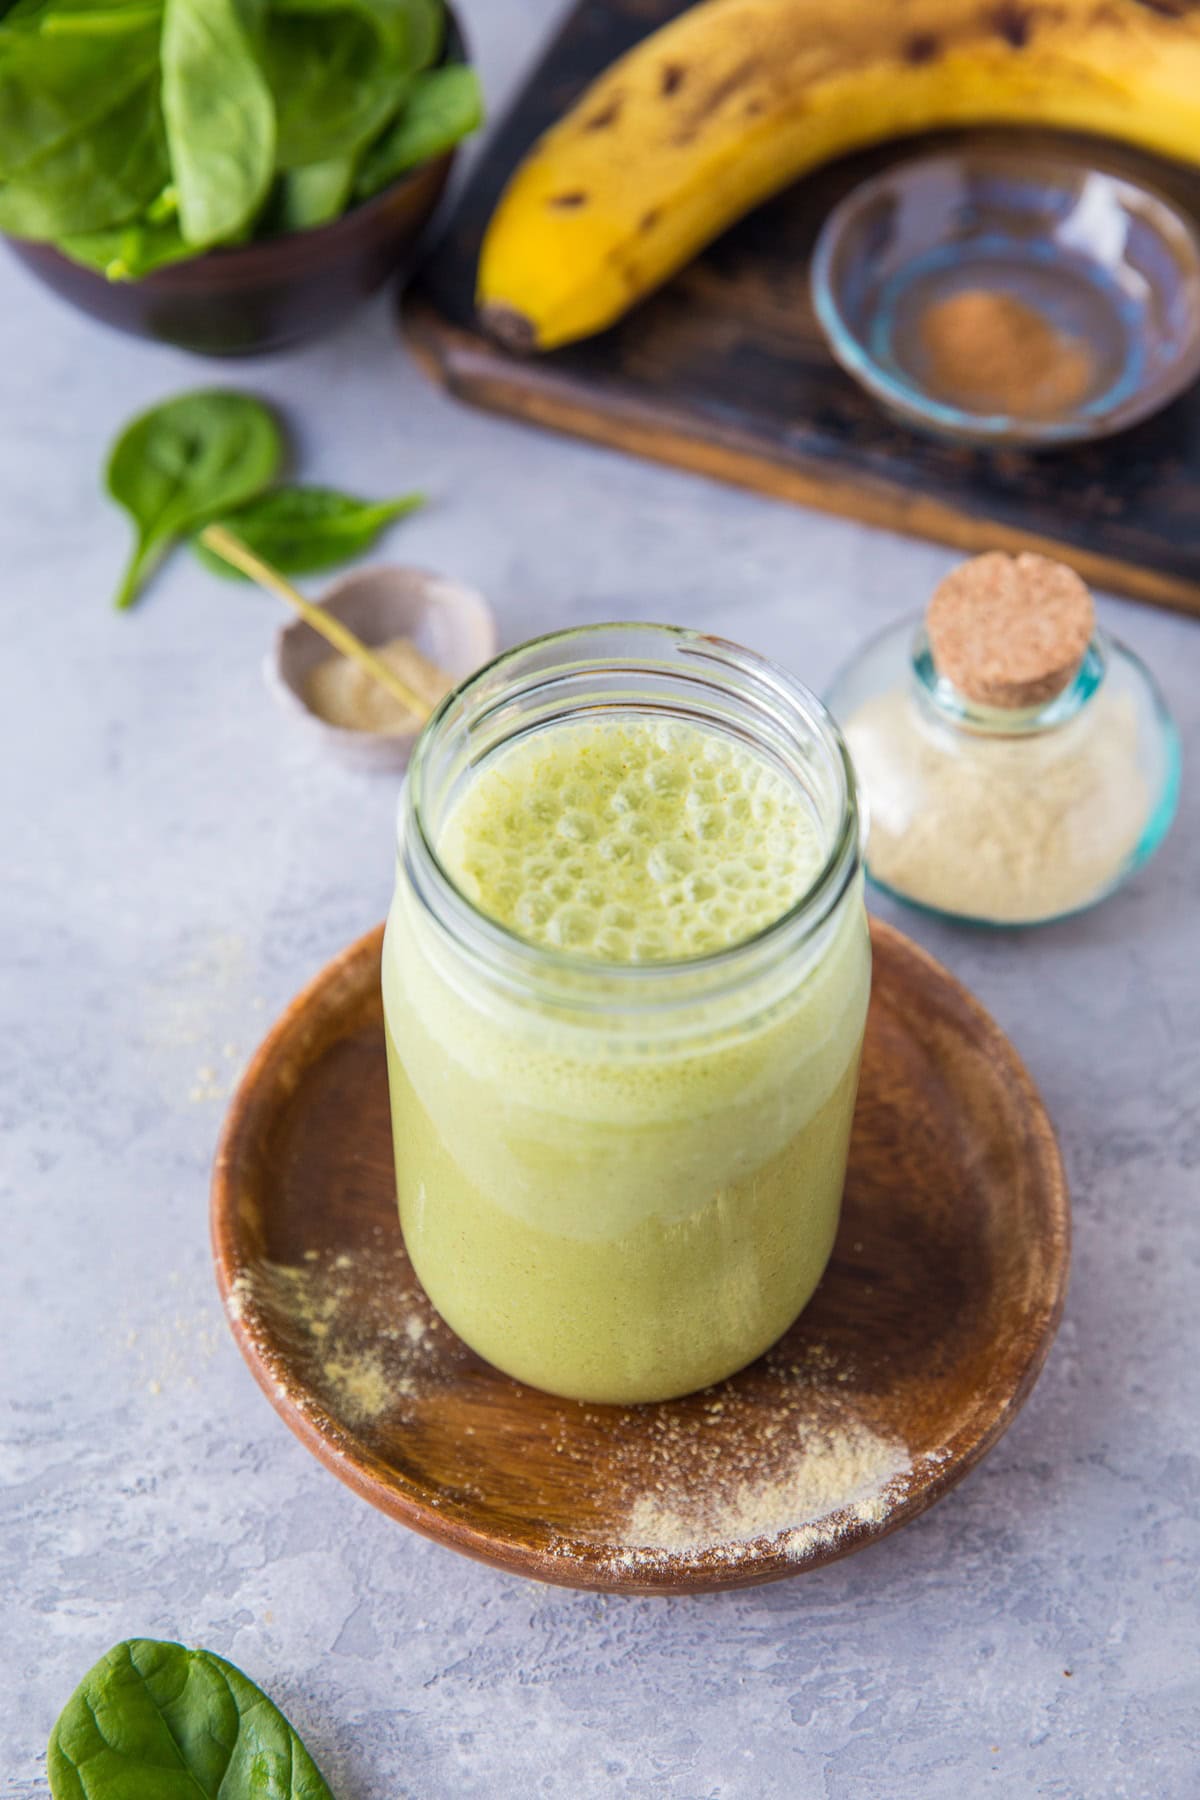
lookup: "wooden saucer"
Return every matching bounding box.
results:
[212,921,1068,1595]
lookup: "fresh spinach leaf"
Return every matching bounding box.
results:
[4,2,162,33]
[161,0,276,247]
[354,63,481,200]
[47,1638,335,1800]
[269,0,442,69]
[144,180,179,223]
[0,11,167,236]
[58,208,193,279]
[268,156,360,232]
[261,8,407,169]
[62,181,252,276]
[196,484,424,576]
[0,72,166,237]
[106,389,284,609]
[384,0,442,70]
[0,0,459,266]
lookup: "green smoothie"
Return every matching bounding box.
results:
[383,714,869,1403]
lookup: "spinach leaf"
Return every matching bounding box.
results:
[106,389,284,609]
[0,0,460,262]
[261,8,407,169]
[0,11,167,236]
[270,0,442,69]
[58,208,194,279]
[354,63,481,201]
[4,2,162,32]
[195,484,424,576]
[144,181,180,223]
[0,72,166,237]
[385,0,442,69]
[47,1638,335,1799]
[161,0,275,247]
[61,183,254,276]
[268,156,360,233]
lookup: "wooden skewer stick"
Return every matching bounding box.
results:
[199,524,435,722]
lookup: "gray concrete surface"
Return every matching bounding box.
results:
[3,4,1198,1795]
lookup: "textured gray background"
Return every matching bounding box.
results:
[3,4,1198,1795]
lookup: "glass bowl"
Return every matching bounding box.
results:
[811,145,1200,448]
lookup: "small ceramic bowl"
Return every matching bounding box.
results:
[811,145,1200,447]
[4,18,467,357]
[268,565,497,773]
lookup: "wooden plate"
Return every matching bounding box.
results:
[212,921,1068,1595]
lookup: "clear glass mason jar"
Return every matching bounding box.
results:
[382,625,870,1405]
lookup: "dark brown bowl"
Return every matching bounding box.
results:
[4,20,467,357]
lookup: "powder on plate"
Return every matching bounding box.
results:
[229,1256,920,1574]
[304,635,450,735]
[621,1416,910,1558]
[919,288,1094,418]
[229,1249,446,1426]
[322,1353,392,1421]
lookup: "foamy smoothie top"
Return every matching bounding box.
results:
[437,715,823,961]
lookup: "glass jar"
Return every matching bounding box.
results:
[826,617,1180,927]
[383,624,870,1405]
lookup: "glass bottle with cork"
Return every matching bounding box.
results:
[826,551,1179,926]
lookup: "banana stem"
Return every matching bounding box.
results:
[199,525,434,722]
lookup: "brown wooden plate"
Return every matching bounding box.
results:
[212,920,1068,1595]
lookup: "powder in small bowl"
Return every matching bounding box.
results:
[304,635,450,735]
[919,288,1094,418]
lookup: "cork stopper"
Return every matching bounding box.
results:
[925,551,1095,710]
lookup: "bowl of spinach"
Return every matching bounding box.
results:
[0,0,481,356]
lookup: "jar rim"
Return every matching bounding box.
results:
[400,622,862,1005]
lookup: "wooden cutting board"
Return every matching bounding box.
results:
[403,0,1200,617]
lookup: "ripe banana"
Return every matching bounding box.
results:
[478,0,1200,353]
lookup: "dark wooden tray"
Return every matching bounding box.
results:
[404,0,1200,617]
[211,921,1069,1595]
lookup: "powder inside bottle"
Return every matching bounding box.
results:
[845,686,1149,923]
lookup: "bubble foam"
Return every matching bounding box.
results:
[438,717,823,961]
